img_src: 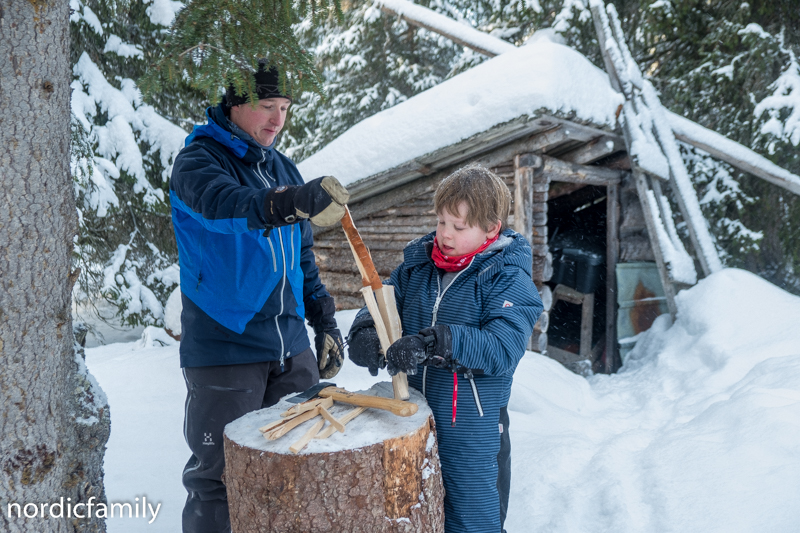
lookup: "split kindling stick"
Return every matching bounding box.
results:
[262,407,322,441]
[318,405,346,433]
[280,397,333,418]
[340,207,410,401]
[289,418,325,454]
[315,407,368,440]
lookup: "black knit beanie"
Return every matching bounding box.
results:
[226,61,291,106]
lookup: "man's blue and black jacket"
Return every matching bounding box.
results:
[170,103,330,368]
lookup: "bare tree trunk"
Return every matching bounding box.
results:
[1,1,110,531]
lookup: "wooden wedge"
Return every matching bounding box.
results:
[289,419,325,454]
[318,405,345,434]
[315,407,367,439]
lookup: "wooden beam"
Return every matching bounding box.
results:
[560,135,626,165]
[633,172,678,318]
[513,154,541,248]
[668,111,800,197]
[542,155,624,185]
[376,0,514,58]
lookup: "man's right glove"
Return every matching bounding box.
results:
[346,307,385,376]
[386,324,453,376]
[263,176,349,229]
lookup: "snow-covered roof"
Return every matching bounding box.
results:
[297,39,624,186]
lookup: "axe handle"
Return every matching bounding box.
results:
[318,387,418,417]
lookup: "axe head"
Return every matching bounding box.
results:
[285,382,337,404]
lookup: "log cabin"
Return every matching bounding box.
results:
[296,33,800,375]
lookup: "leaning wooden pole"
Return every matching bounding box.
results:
[341,207,410,401]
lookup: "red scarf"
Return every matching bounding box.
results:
[431,234,499,272]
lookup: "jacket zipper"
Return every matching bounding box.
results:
[430,261,472,328]
[255,150,269,187]
[424,258,483,418]
[276,227,287,371]
[267,238,277,272]
[290,224,295,269]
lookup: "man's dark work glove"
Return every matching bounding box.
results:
[346,307,384,376]
[386,324,453,376]
[306,297,344,379]
[263,176,349,229]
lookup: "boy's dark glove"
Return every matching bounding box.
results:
[386,324,453,376]
[306,297,344,379]
[346,307,385,376]
[418,324,453,369]
[263,176,349,229]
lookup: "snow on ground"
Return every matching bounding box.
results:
[86,269,800,532]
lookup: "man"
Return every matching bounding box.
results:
[170,63,348,533]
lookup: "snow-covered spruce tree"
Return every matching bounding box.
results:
[70,0,200,329]
[284,0,556,161]
[2,1,109,531]
[469,0,800,293]
[619,0,800,292]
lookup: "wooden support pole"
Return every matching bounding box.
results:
[605,182,619,373]
[516,153,548,353]
[580,292,595,359]
[634,173,678,318]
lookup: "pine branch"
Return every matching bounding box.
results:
[140,0,343,104]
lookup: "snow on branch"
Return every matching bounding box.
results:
[754,35,800,151]
[375,0,516,57]
[72,53,186,197]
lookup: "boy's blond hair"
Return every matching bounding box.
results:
[434,163,511,231]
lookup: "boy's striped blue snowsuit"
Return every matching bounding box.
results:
[388,230,543,533]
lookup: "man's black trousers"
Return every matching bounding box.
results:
[181,349,318,533]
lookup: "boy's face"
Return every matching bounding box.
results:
[436,201,501,257]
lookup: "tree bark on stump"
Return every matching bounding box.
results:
[223,385,444,533]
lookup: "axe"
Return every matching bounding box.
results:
[340,207,410,401]
[285,382,417,417]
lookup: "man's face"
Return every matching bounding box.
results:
[229,97,291,147]
[436,201,500,257]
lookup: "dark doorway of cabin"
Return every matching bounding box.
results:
[546,184,607,375]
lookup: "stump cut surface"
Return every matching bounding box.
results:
[224,383,444,533]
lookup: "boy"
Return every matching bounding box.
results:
[348,164,543,533]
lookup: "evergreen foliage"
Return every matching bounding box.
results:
[70,0,196,329]
[606,0,800,292]
[73,0,800,337]
[284,0,800,293]
[140,0,344,103]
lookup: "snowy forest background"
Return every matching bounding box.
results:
[70,0,800,331]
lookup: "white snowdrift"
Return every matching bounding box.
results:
[297,39,623,185]
[507,268,800,532]
[86,270,800,532]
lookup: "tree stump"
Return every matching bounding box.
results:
[223,383,444,532]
